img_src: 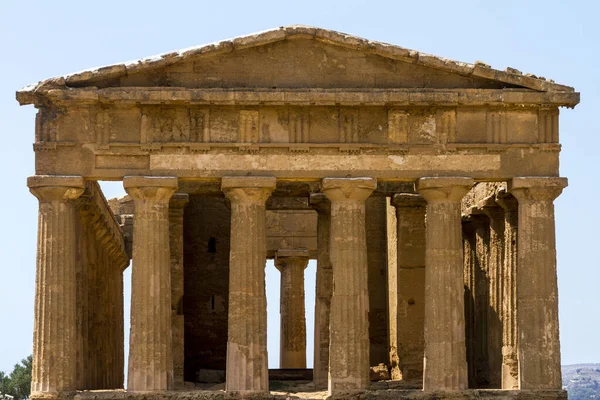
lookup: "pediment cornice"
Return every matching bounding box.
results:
[17,26,577,107]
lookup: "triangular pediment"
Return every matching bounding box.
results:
[17,26,574,105]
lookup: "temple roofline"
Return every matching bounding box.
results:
[16,25,576,106]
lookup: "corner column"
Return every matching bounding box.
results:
[391,193,426,382]
[275,249,310,369]
[28,175,85,397]
[322,177,376,395]
[310,193,332,388]
[222,176,276,393]
[169,193,189,389]
[509,177,567,390]
[124,176,178,391]
[417,177,474,391]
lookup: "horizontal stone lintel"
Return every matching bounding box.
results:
[36,141,562,154]
[36,87,579,107]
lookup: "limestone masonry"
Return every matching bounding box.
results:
[17,26,579,400]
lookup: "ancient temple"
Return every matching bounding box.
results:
[16,26,579,399]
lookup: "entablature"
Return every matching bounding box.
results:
[26,87,579,108]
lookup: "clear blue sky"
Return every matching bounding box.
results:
[1,0,598,374]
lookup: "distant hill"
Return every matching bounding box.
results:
[563,364,600,400]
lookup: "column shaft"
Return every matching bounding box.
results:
[222,176,275,393]
[510,177,567,390]
[124,176,178,391]
[417,177,473,391]
[28,175,85,396]
[497,192,519,389]
[391,194,426,382]
[169,193,189,389]
[322,177,376,395]
[275,249,309,369]
[365,196,390,366]
[310,194,332,388]
[481,205,505,389]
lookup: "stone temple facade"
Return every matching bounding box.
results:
[16,26,579,400]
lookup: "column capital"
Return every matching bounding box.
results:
[321,177,376,202]
[169,193,190,209]
[417,177,474,203]
[309,193,331,213]
[496,190,519,212]
[123,176,178,203]
[275,248,310,271]
[222,176,276,204]
[391,193,426,208]
[28,175,85,202]
[509,177,568,202]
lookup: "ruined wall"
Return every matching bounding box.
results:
[183,195,231,381]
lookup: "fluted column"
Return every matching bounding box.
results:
[509,177,567,390]
[28,175,85,397]
[417,177,473,391]
[496,191,519,389]
[322,177,376,395]
[480,203,505,389]
[391,193,426,382]
[169,193,189,389]
[275,249,310,369]
[124,176,178,392]
[309,193,332,388]
[222,176,276,393]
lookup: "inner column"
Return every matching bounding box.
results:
[222,176,276,393]
[275,249,310,369]
[417,177,473,391]
[322,177,376,395]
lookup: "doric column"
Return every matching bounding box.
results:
[496,191,519,389]
[309,193,332,388]
[480,203,505,389]
[222,176,276,393]
[365,196,390,366]
[28,175,85,396]
[322,177,377,395]
[509,177,567,390]
[124,176,178,391]
[169,193,189,389]
[417,177,473,391]
[470,213,491,388]
[275,249,310,369]
[390,194,426,382]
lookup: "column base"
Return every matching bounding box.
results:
[67,388,567,400]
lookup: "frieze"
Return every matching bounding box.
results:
[33,104,560,152]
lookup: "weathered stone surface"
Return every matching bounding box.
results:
[169,193,189,389]
[496,192,519,390]
[222,176,276,393]
[274,249,310,369]
[28,176,86,396]
[365,196,390,366]
[390,194,426,383]
[72,388,568,400]
[509,177,567,390]
[124,176,178,391]
[309,194,332,389]
[322,177,377,395]
[417,177,474,391]
[369,364,391,381]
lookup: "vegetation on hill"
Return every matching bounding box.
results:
[0,356,31,400]
[563,364,600,400]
